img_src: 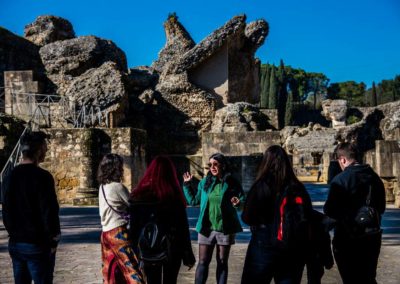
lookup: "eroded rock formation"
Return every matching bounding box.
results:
[65,62,127,113]
[24,15,75,46]
[152,15,195,72]
[39,36,127,95]
[211,102,273,132]
[321,99,347,128]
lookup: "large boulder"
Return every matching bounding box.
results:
[211,102,272,132]
[24,15,75,46]
[65,62,128,126]
[39,36,127,94]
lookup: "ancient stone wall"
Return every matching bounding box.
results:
[42,127,146,205]
[202,131,280,192]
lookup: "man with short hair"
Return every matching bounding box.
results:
[2,130,60,284]
[324,142,385,284]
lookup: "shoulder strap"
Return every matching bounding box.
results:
[101,184,126,216]
[366,185,372,206]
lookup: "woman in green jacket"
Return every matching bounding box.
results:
[183,153,245,284]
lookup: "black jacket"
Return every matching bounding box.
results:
[2,164,60,248]
[324,164,386,238]
[242,180,312,227]
[129,198,195,266]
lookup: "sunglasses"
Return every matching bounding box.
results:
[207,162,220,168]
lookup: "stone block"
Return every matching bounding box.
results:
[375,140,400,177]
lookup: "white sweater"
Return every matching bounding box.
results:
[99,182,130,232]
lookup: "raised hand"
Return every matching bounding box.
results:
[183,172,193,183]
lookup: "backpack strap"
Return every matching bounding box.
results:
[366,185,372,207]
[101,184,128,218]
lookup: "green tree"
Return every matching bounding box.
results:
[277,59,288,128]
[260,65,270,108]
[372,82,378,106]
[268,67,278,109]
[285,91,294,126]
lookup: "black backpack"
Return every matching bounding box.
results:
[272,186,311,250]
[137,213,170,265]
[354,185,381,235]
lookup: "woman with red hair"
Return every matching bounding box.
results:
[129,156,195,284]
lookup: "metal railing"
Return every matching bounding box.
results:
[0,127,29,202]
[0,91,111,202]
[6,90,110,128]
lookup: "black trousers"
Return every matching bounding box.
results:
[332,232,382,284]
[144,257,181,284]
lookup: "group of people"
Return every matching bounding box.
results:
[2,130,386,284]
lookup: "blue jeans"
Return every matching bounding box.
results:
[8,241,56,284]
[241,226,304,284]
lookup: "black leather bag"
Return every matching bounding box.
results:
[354,186,381,234]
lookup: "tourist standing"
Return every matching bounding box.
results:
[324,142,386,284]
[317,163,323,182]
[183,153,245,284]
[98,153,143,284]
[2,131,60,284]
[130,156,195,284]
[241,145,312,284]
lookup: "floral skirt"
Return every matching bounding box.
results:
[101,225,144,284]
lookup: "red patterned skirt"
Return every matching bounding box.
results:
[101,226,144,284]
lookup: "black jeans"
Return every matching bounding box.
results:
[144,256,181,284]
[241,226,304,284]
[333,231,382,284]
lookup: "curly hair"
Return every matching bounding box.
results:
[97,153,124,185]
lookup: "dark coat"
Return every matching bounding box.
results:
[324,164,386,239]
[129,198,195,266]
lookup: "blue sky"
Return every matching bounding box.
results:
[1,0,399,87]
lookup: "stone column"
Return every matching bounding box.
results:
[375,140,400,204]
[393,153,400,208]
[74,129,99,206]
[375,140,400,177]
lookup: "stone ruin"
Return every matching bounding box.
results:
[0,14,399,206]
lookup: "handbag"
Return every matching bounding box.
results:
[354,185,381,234]
[101,185,131,225]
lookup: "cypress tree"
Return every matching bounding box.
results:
[372,82,378,106]
[277,60,288,128]
[285,91,294,126]
[260,65,270,108]
[268,66,278,109]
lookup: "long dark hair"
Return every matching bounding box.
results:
[254,145,301,193]
[97,153,124,185]
[204,153,230,191]
[131,156,186,206]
